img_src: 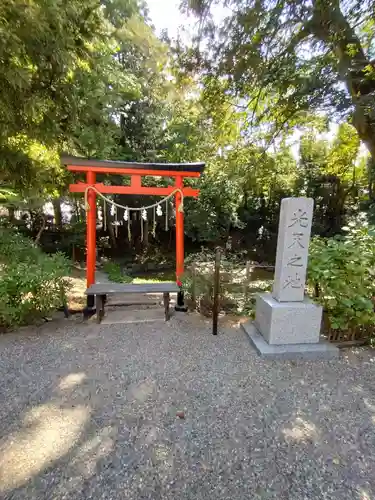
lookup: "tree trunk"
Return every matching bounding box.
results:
[368,157,375,202]
[8,206,15,223]
[79,202,86,223]
[71,198,81,223]
[35,215,46,245]
[143,219,149,249]
[106,202,117,250]
[52,198,63,229]
[312,0,375,159]
[134,212,142,253]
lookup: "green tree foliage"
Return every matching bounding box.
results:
[297,123,365,234]
[184,118,367,257]
[1,0,370,250]
[0,0,154,198]
[1,0,102,143]
[184,0,375,159]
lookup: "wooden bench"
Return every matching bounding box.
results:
[85,282,180,323]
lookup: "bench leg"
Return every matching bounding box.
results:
[95,294,105,324]
[163,292,170,321]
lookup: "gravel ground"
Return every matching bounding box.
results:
[1,314,375,500]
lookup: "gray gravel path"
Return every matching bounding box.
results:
[1,315,375,500]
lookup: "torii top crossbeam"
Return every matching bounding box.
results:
[62,155,205,292]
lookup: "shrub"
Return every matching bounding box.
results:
[307,217,375,331]
[103,261,132,283]
[182,251,273,315]
[0,228,70,328]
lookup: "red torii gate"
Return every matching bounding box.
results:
[62,155,205,308]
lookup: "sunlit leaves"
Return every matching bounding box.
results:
[183,0,375,156]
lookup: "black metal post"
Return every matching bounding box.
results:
[175,290,187,312]
[83,294,95,319]
[212,247,221,335]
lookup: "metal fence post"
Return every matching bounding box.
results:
[212,247,221,335]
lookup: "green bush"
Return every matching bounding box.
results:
[307,217,375,331]
[103,261,132,283]
[0,228,70,328]
[182,254,273,315]
[0,228,42,262]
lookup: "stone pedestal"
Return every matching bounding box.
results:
[243,293,339,360]
[243,196,339,360]
[255,293,322,345]
[242,322,339,360]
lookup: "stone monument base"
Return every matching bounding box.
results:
[242,322,339,360]
[255,293,322,345]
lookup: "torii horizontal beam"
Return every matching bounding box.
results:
[67,165,201,178]
[62,154,205,174]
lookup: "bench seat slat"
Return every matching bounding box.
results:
[85,282,179,295]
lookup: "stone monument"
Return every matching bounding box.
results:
[243,197,338,360]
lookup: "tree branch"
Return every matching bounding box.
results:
[34,215,46,245]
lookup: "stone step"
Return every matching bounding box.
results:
[106,293,159,306]
[101,308,167,325]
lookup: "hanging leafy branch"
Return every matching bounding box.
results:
[183,0,375,158]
